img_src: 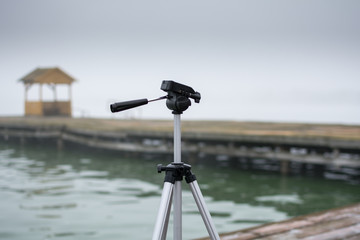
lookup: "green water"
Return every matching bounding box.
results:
[0,142,359,239]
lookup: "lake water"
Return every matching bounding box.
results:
[0,141,359,240]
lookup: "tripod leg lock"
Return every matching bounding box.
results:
[164,170,177,184]
[185,170,197,184]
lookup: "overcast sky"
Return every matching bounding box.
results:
[1,0,359,124]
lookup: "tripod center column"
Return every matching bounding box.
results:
[174,114,182,163]
[173,114,182,239]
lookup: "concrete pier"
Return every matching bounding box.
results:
[0,117,359,174]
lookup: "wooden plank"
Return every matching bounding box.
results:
[207,203,360,240]
[301,223,360,240]
[297,215,360,238]
[25,101,43,116]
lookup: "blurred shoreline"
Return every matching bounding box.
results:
[0,116,360,141]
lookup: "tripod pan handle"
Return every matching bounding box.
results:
[110,98,148,113]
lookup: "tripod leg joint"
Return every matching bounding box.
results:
[157,163,186,184]
[185,169,197,184]
[157,162,197,184]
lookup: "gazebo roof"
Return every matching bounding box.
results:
[19,67,76,84]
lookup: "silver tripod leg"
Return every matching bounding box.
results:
[152,182,174,240]
[189,180,220,240]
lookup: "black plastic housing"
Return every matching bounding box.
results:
[161,80,201,103]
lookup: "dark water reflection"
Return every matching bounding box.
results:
[0,142,359,239]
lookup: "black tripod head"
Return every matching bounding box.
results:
[161,80,201,114]
[110,80,201,115]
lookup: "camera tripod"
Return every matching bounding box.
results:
[111,81,220,240]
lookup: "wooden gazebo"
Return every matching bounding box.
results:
[19,67,76,117]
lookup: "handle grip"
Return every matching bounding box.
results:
[110,98,148,113]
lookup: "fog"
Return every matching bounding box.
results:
[1,0,359,123]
